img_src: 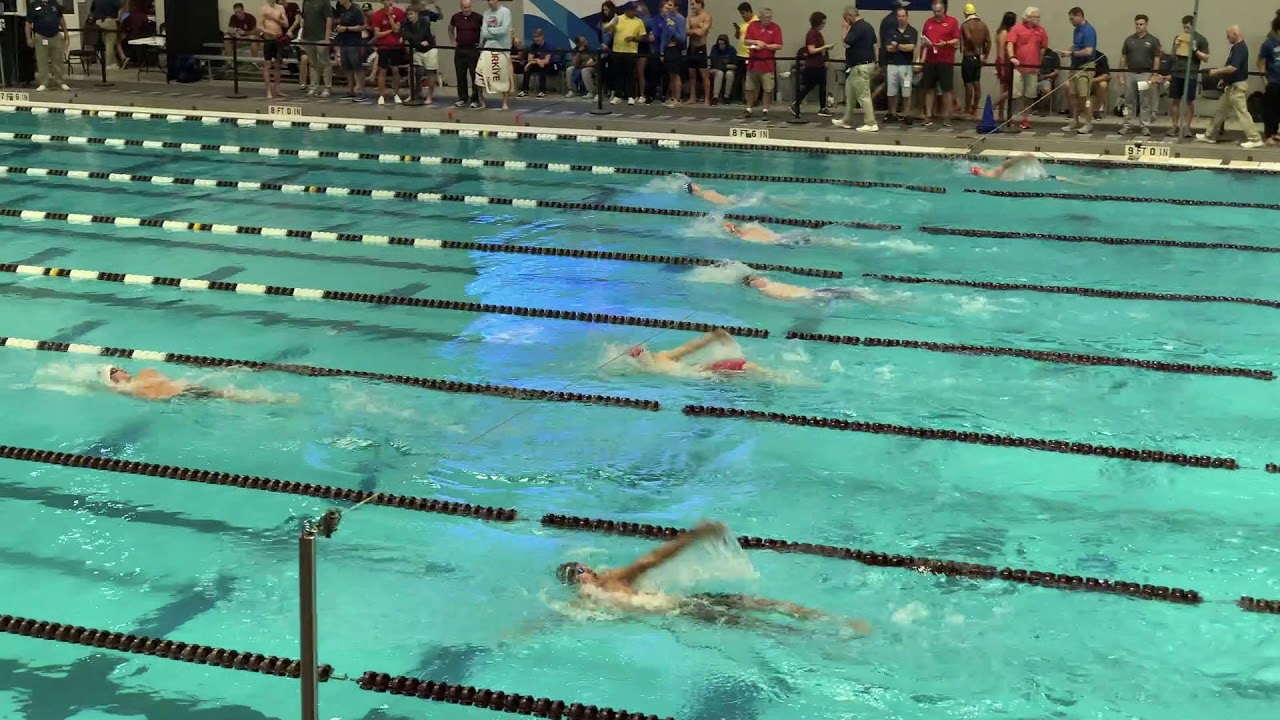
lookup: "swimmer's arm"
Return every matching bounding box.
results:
[660,328,732,362]
[610,521,726,585]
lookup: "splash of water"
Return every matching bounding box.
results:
[685,260,755,285]
[32,362,105,396]
[635,526,761,594]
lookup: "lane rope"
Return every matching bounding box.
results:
[356,672,673,720]
[965,188,1280,212]
[4,443,1272,617]
[540,514,1205,607]
[0,128,945,194]
[0,105,1242,174]
[0,261,770,338]
[0,204,841,280]
[784,331,1274,381]
[865,273,1280,311]
[0,336,660,412]
[0,443,520,519]
[680,404,1240,471]
[0,151,897,231]
[919,225,1280,255]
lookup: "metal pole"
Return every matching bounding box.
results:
[299,522,319,720]
[589,49,611,115]
[227,35,246,99]
[96,24,114,87]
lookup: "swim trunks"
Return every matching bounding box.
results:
[704,358,748,373]
[179,386,222,399]
[813,288,860,299]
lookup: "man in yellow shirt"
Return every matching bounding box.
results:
[732,1,758,102]
[606,3,648,105]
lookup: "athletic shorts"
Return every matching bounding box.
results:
[686,45,707,69]
[377,47,407,69]
[1013,70,1037,99]
[636,41,651,56]
[1168,75,1198,102]
[263,38,285,61]
[662,44,682,74]
[886,64,912,97]
[961,55,982,84]
[744,70,774,93]
[1069,61,1095,96]
[339,44,363,71]
[413,49,439,71]
[920,62,953,93]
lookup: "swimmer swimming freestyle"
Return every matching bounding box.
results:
[721,221,814,245]
[969,152,1094,186]
[98,365,298,404]
[681,179,733,205]
[625,328,771,378]
[556,520,872,632]
[741,274,871,302]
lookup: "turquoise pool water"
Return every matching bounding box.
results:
[0,110,1278,720]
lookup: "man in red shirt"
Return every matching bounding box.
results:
[742,7,782,117]
[1005,7,1048,129]
[369,0,407,105]
[919,0,959,126]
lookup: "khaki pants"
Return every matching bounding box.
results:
[1206,81,1262,143]
[33,34,65,87]
[303,42,331,88]
[96,18,119,64]
[841,62,875,126]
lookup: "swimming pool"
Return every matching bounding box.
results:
[0,105,1278,720]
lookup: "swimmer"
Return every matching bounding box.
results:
[682,179,732,205]
[98,365,297,404]
[741,274,871,302]
[969,153,1093,186]
[626,328,770,378]
[723,221,791,244]
[556,520,872,633]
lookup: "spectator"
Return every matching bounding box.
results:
[1006,6,1047,130]
[403,6,438,103]
[299,0,333,97]
[959,3,989,118]
[1118,14,1161,136]
[656,0,687,108]
[710,33,736,103]
[733,2,759,104]
[742,7,781,118]
[791,11,831,119]
[919,0,959,127]
[1091,52,1110,121]
[334,0,369,102]
[259,0,290,100]
[873,0,908,105]
[567,35,597,98]
[598,1,617,101]
[89,0,127,68]
[1197,24,1263,148]
[993,10,1016,121]
[634,2,655,103]
[882,6,916,125]
[477,0,513,110]
[1062,6,1097,134]
[1037,45,1059,112]
[833,5,877,132]
[606,2,645,105]
[518,28,553,97]
[25,0,69,92]
[1167,14,1209,139]
[686,0,712,106]
[368,0,406,105]
[1260,15,1280,144]
[224,3,258,59]
[449,0,483,108]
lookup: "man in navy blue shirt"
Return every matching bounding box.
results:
[1061,6,1096,134]
[833,5,877,132]
[1258,15,1280,142]
[1197,25,1262,148]
[26,0,69,91]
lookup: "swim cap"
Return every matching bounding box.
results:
[970,166,983,176]
[964,3,977,16]
[628,345,645,358]
[98,365,115,384]
[683,181,694,194]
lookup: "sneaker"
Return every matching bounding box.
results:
[455,100,468,107]
[1139,127,1152,137]
[761,108,769,116]
[1078,124,1093,134]
[664,99,678,108]
[517,91,529,97]
[1118,124,1132,135]
[789,102,800,118]
[1020,117,1031,130]
[1062,122,1079,132]
[856,124,879,133]
[536,92,545,99]
[1194,132,1214,144]
[817,109,833,117]
[1242,140,1264,149]
[469,101,483,109]
[610,96,622,105]
[627,98,635,105]
[941,121,952,128]
[902,117,913,127]
[585,94,596,101]
[59,83,70,91]
[319,88,331,98]
[353,95,371,104]
[885,113,899,123]
[305,87,317,96]
[35,85,46,92]
[394,94,403,104]
[638,97,648,105]
[377,96,386,105]
[341,92,355,101]
[565,91,576,98]
[741,108,754,118]
[1166,125,1180,138]
[831,118,852,128]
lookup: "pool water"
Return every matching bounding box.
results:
[0,109,1278,720]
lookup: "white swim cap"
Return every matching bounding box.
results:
[98,365,115,384]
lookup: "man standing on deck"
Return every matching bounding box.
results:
[1196,25,1263,148]
[1167,14,1209,139]
[686,0,712,106]
[477,0,513,110]
[833,5,877,132]
[959,4,990,119]
[919,0,960,128]
[1061,6,1097,134]
[450,0,484,108]
[1118,14,1161,136]
[299,0,334,97]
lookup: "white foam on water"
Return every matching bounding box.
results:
[861,237,933,254]
[33,362,104,395]
[891,601,930,625]
[684,260,754,284]
[635,527,761,594]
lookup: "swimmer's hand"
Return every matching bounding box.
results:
[690,520,728,539]
[711,328,734,343]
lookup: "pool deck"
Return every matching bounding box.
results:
[10,74,1280,172]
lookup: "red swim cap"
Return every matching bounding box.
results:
[970,166,983,176]
[628,345,645,358]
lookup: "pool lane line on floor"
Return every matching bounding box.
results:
[681,405,1240,471]
[866,273,1280,311]
[0,612,676,720]
[919,225,1280,255]
[3,102,1253,176]
[0,130,947,195]
[0,156,898,233]
[0,205,843,280]
[6,441,1275,618]
[0,336,662,412]
[785,331,1274,381]
[0,263,770,339]
[965,188,1280,211]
